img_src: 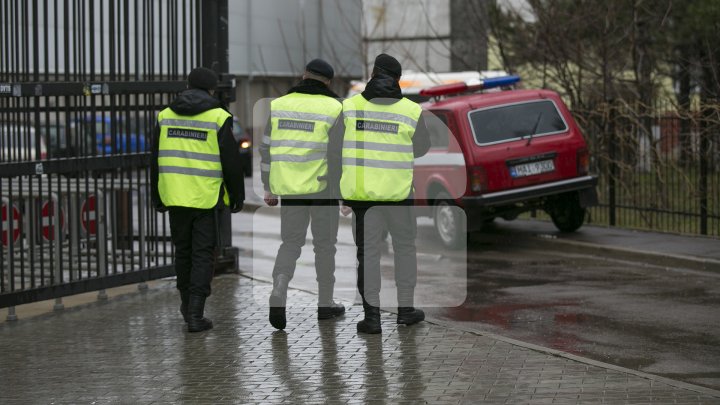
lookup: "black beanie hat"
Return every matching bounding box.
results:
[374,53,402,78]
[188,67,218,91]
[306,58,334,80]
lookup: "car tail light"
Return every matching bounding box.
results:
[577,148,590,176]
[469,166,487,193]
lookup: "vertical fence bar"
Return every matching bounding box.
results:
[1,0,5,78]
[97,188,108,301]
[699,109,710,235]
[607,102,617,226]
[6,187,15,292]
[1,195,5,294]
[1,197,12,295]
[31,0,42,293]
[52,192,63,310]
[8,181,15,295]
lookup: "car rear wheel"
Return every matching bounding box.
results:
[546,192,586,232]
[433,192,466,249]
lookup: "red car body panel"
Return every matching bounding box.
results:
[414,88,596,212]
[413,110,467,205]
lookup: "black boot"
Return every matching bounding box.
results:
[397,307,425,325]
[318,301,346,320]
[180,291,190,323]
[187,294,213,333]
[269,274,290,330]
[357,304,382,334]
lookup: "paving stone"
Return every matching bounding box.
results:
[0,275,718,404]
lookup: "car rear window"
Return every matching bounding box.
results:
[468,100,567,145]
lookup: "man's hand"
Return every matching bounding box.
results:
[264,191,279,207]
[340,204,352,217]
[230,201,244,213]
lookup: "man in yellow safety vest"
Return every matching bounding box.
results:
[260,59,346,330]
[151,67,245,333]
[333,54,431,334]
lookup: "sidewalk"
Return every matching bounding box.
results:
[479,218,720,273]
[1,274,718,404]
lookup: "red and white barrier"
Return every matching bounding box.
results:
[1,199,22,246]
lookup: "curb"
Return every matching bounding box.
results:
[511,233,720,274]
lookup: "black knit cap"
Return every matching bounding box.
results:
[188,67,218,91]
[305,58,334,80]
[374,53,402,78]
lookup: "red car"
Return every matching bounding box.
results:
[413,77,598,248]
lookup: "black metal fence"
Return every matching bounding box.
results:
[577,101,719,237]
[0,0,214,312]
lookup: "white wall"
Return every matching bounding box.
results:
[362,0,451,73]
[228,0,363,78]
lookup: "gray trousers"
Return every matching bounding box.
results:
[272,198,339,304]
[352,205,418,308]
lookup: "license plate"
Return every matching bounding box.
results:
[510,159,555,178]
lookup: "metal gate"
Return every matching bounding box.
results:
[0,0,231,313]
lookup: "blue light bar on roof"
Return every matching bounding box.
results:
[480,75,521,90]
[419,75,521,97]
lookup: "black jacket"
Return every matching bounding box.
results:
[330,73,431,206]
[151,88,245,210]
[259,79,343,199]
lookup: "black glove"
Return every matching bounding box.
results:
[154,201,168,213]
[230,201,244,213]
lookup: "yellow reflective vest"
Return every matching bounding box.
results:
[268,92,342,196]
[157,107,231,209]
[340,94,422,202]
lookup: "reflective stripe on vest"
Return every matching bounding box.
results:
[269,92,342,196]
[158,118,222,131]
[157,107,231,209]
[271,110,337,125]
[340,94,422,202]
[158,149,221,162]
[342,110,418,128]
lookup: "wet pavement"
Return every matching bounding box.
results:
[235,200,720,393]
[1,274,719,404]
[423,245,720,390]
[0,180,717,403]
